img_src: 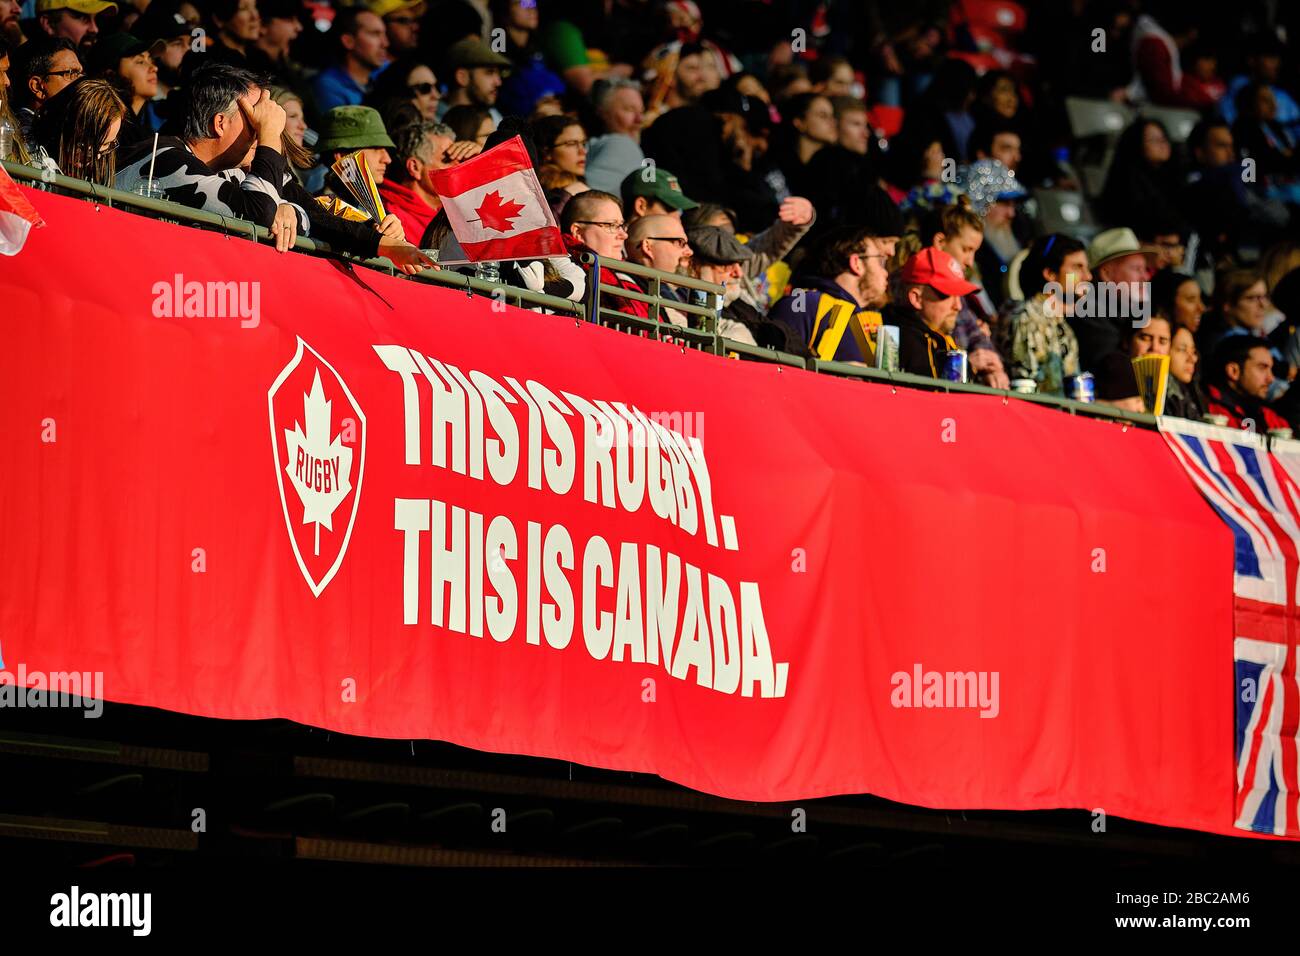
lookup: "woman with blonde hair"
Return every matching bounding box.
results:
[32,77,126,186]
[0,37,35,165]
[914,196,1009,388]
[269,86,316,185]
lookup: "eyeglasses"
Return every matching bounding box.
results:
[44,68,84,80]
[1240,294,1270,304]
[576,220,627,234]
[648,236,689,248]
[554,138,588,151]
[408,82,438,96]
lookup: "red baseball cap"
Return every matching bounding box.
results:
[897,247,979,297]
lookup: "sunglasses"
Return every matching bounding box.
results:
[44,67,84,80]
[408,82,438,96]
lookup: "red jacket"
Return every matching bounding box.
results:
[1205,383,1290,432]
[378,179,439,247]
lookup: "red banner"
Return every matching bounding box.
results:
[0,189,1246,835]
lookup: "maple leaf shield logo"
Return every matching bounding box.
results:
[268,338,367,597]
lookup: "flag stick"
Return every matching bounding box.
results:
[434,254,561,267]
[146,132,159,193]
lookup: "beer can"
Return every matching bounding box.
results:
[942,349,968,384]
[1068,372,1095,404]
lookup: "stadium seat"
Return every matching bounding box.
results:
[1139,104,1201,143]
[1031,187,1101,242]
[1066,98,1134,200]
[1065,97,1134,139]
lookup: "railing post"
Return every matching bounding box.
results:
[584,253,601,325]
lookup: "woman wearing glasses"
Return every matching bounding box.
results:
[367,54,441,122]
[533,112,588,196]
[1196,268,1270,357]
[31,76,126,185]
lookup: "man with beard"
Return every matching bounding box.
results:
[685,225,799,352]
[624,213,693,327]
[769,225,892,364]
[885,246,980,380]
[0,0,25,47]
[37,0,114,56]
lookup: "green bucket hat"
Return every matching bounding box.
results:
[315,106,396,153]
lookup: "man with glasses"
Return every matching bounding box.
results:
[626,213,691,276]
[685,225,799,350]
[626,213,692,326]
[36,0,113,55]
[770,225,894,364]
[10,35,82,139]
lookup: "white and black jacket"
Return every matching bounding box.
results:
[115,137,381,260]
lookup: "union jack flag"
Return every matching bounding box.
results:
[1163,421,1300,836]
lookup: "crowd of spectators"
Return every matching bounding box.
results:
[5,0,1300,430]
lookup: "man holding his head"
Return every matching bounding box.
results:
[116,61,430,270]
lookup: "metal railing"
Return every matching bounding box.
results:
[0,159,1183,436]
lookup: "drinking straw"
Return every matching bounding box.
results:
[146,132,159,192]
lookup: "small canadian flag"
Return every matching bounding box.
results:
[0,166,45,256]
[430,135,565,263]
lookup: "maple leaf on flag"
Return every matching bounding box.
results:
[283,370,353,556]
[475,190,525,233]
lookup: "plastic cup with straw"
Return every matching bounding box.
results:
[135,132,161,200]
